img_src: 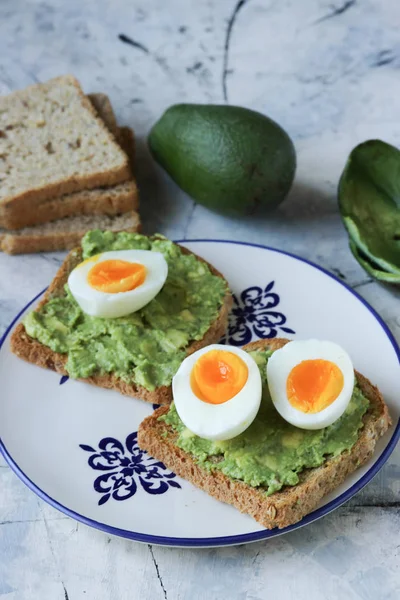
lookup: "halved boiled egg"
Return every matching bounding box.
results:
[267,340,354,430]
[68,249,168,318]
[172,344,262,441]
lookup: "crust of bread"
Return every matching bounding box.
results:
[0,76,131,215]
[10,242,232,403]
[137,338,392,529]
[0,180,139,231]
[0,211,141,255]
[117,127,135,171]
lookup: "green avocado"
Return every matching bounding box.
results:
[160,350,369,495]
[338,139,400,281]
[23,231,228,390]
[149,104,296,215]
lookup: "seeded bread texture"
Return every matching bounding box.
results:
[0,75,131,210]
[137,338,392,530]
[0,211,141,254]
[10,242,232,402]
[0,91,136,230]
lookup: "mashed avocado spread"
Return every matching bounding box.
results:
[23,231,228,390]
[160,350,370,495]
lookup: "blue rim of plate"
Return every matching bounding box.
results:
[0,239,399,547]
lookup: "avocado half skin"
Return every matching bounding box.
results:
[148,103,296,216]
[338,139,400,278]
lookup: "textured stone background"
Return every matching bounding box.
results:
[0,1,399,598]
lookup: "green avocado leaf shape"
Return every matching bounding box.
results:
[339,140,400,279]
[148,104,296,216]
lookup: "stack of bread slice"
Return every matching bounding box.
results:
[0,75,140,254]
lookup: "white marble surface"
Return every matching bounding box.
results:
[0,0,399,598]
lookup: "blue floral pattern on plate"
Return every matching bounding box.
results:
[223,282,295,346]
[80,432,181,505]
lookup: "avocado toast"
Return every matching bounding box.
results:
[138,338,391,529]
[10,231,232,405]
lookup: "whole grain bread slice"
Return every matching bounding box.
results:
[0,75,131,213]
[0,178,139,231]
[0,211,141,254]
[10,242,232,402]
[137,338,392,530]
[0,92,137,230]
[0,180,139,231]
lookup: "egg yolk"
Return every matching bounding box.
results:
[87,260,147,294]
[286,359,344,414]
[190,350,248,404]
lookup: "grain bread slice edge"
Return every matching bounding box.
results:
[0,211,141,254]
[0,180,139,231]
[10,242,233,402]
[137,338,392,530]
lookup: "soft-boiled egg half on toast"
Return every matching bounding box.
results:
[267,339,354,430]
[173,344,262,440]
[172,339,355,438]
[68,249,168,318]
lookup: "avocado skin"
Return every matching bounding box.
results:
[148,104,296,215]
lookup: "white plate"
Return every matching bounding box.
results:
[0,240,399,547]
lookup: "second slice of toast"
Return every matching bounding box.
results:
[138,338,391,529]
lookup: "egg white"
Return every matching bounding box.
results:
[266,339,354,430]
[172,344,262,441]
[68,249,168,318]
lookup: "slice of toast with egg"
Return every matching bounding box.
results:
[138,338,391,529]
[10,235,232,404]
